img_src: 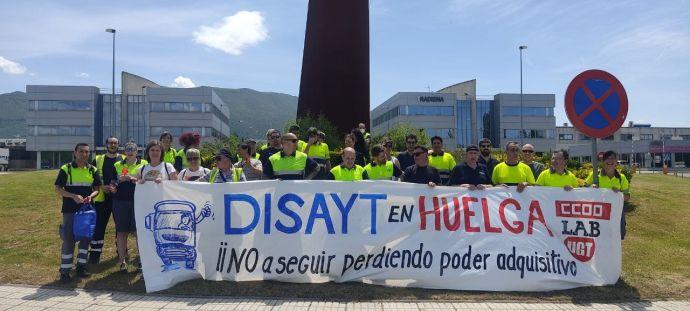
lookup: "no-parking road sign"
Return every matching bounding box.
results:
[565,70,628,139]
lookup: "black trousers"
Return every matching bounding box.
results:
[89,198,113,258]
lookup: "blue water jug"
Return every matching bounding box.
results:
[73,203,96,240]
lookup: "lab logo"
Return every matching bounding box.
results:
[144,200,213,271]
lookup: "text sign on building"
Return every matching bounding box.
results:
[418,96,445,103]
[564,70,628,139]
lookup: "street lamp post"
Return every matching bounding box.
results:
[106,28,116,137]
[519,45,527,145]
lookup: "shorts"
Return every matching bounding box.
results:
[112,200,136,233]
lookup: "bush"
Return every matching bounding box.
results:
[199,135,241,168]
[372,123,430,152]
[284,113,341,150]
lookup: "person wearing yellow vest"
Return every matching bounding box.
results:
[304,127,331,180]
[88,136,124,264]
[159,131,177,165]
[329,147,369,181]
[264,133,320,180]
[111,142,148,273]
[174,132,201,171]
[492,141,535,193]
[428,136,457,185]
[54,143,102,283]
[289,124,308,152]
[199,148,246,183]
[536,149,579,191]
[365,144,403,180]
[585,150,630,239]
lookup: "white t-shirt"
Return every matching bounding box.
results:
[141,162,176,181]
[178,167,211,181]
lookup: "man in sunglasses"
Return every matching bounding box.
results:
[477,138,499,177]
[491,141,535,193]
[521,143,544,180]
[259,129,282,171]
[401,145,441,187]
[264,133,320,180]
[397,134,418,171]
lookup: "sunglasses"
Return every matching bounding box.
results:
[125,147,137,152]
[522,150,534,153]
[270,135,281,139]
[480,144,491,148]
[187,157,199,161]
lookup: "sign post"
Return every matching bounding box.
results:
[565,69,628,185]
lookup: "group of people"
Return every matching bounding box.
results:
[53,122,630,283]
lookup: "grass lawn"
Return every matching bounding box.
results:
[0,171,688,301]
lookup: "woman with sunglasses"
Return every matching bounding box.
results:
[177,148,209,181]
[111,142,148,273]
[380,137,401,170]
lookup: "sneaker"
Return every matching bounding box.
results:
[119,262,128,274]
[75,265,91,278]
[59,272,71,283]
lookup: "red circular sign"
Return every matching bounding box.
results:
[565,70,628,139]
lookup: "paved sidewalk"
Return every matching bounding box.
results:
[0,284,688,311]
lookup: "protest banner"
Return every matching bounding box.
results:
[135,181,622,293]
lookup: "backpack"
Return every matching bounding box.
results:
[73,203,96,240]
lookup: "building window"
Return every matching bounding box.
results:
[504,129,554,139]
[150,127,202,137]
[399,105,454,116]
[559,134,574,140]
[150,102,205,113]
[602,135,614,140]
[372,106,401,127]
[640,134,653,140]
[501,107,553,117]
[425,128,455,140]
[680,135,690,141]
[620,134,633,141]
[580,134,591,141]
[30,100,92,111]
[34,126,91,136]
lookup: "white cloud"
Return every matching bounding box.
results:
[76,72,89,78]
[193,11,269,55]
[0,56,27,74]
[170,76,196,88]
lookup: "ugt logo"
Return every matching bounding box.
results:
[144,200,213,271]
[556,200,612,262]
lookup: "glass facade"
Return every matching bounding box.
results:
[29,100,92,111]
[102,94,122,140]
[503,129,555,139]
[456,100,497,147]
[372,106,400,127]
[150,127,203,137]
[150,102,204,112]
[501,107,553,117]
[399,105,453,116]
[456,100,472,147]
[127,95,147,145]
[30,126,91,136]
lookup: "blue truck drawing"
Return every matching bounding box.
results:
[144,200,213,271]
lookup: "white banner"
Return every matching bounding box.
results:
[135,181,622,293]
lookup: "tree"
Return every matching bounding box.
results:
[284,112,342,150]
[199,134,241,168]
[373,123,430,152]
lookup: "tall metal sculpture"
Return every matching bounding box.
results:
[297,0,370,134]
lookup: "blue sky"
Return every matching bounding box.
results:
[1,0,689,127]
